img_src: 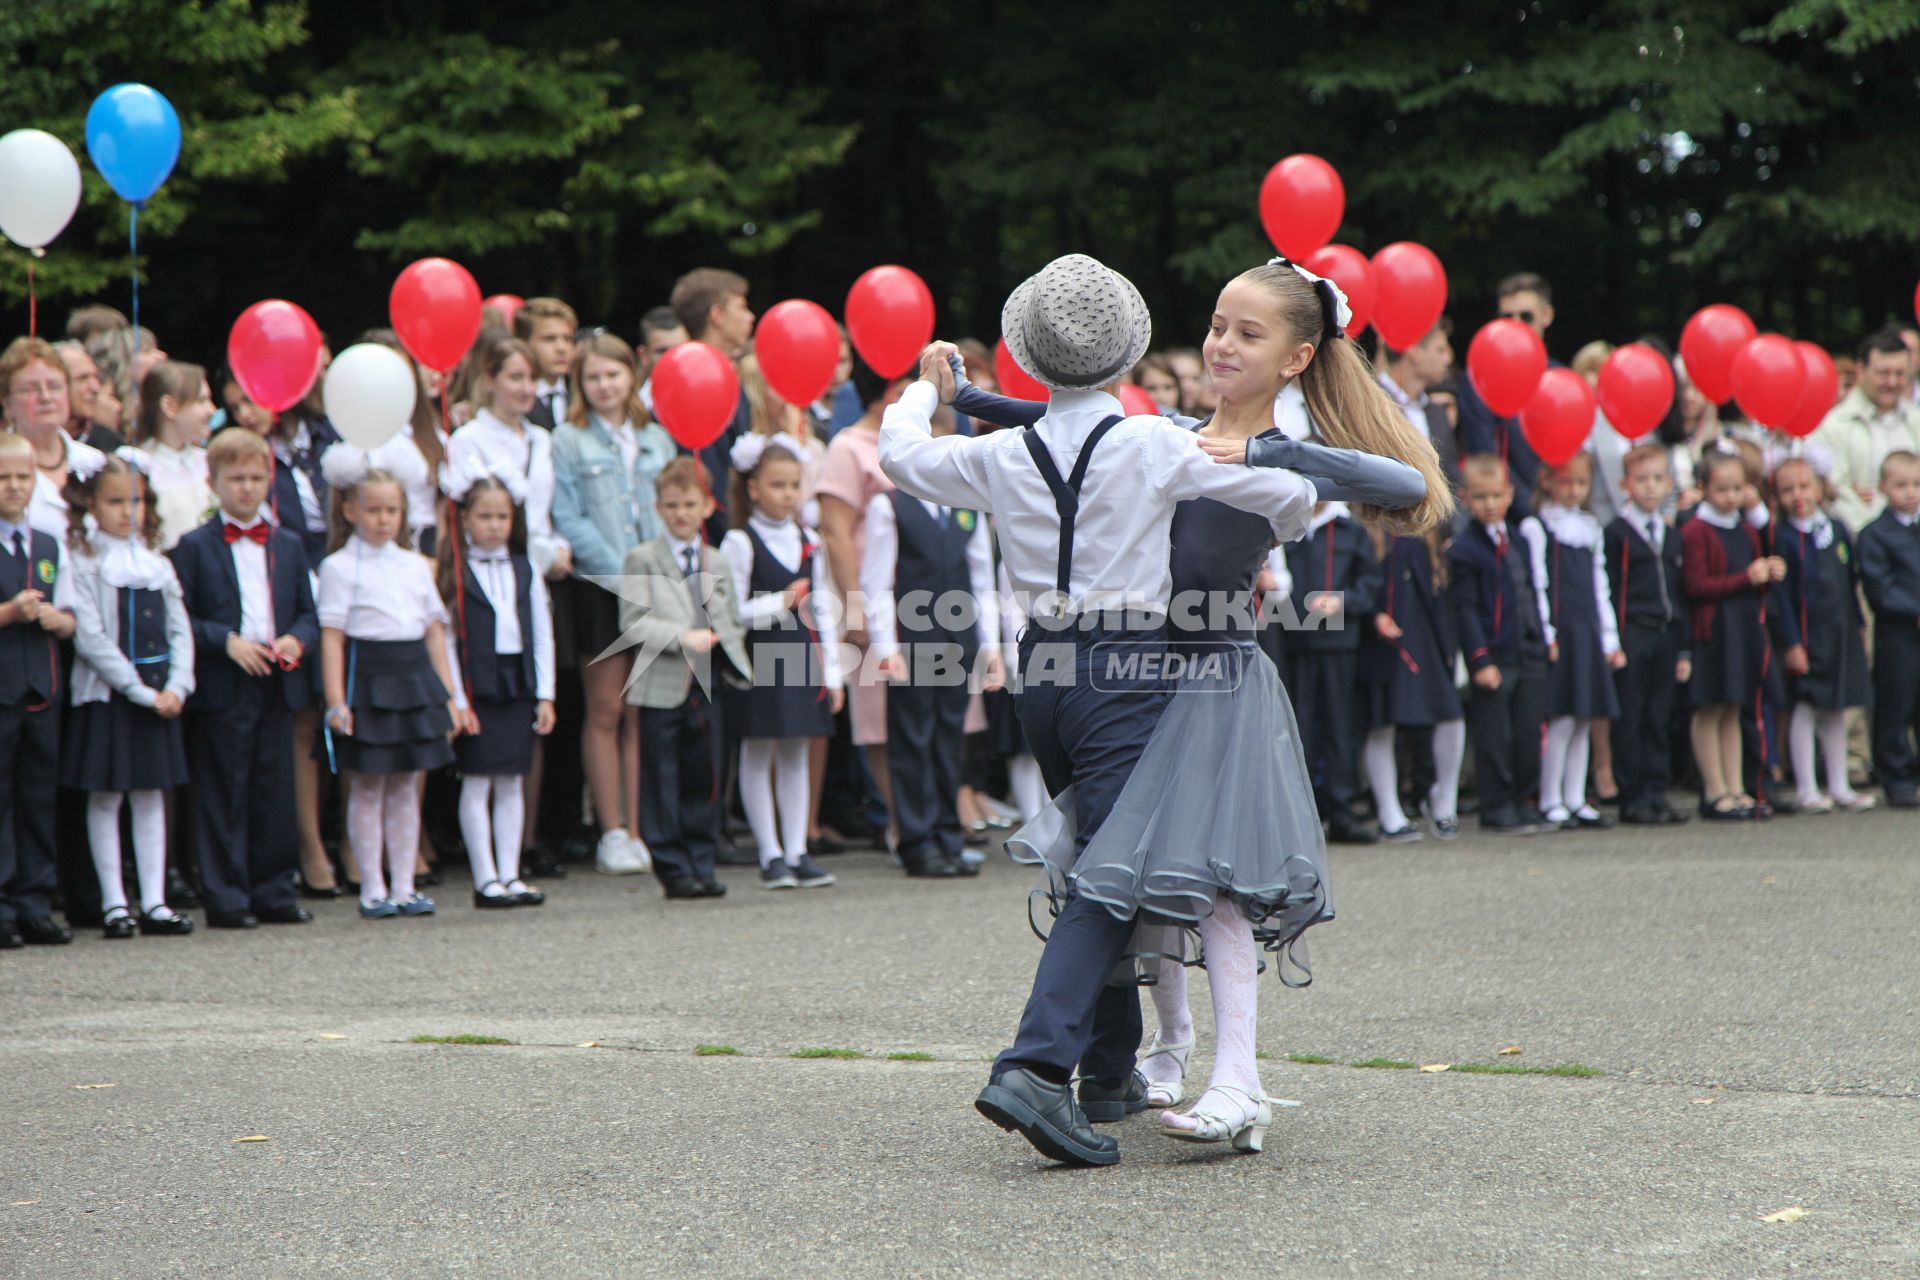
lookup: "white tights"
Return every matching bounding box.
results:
[459,774,526,894]
[87,790,167,916]
[1162,897,1264,1131]
[1540,715,1595,817]
[1789,703,1860,804]
[1140,921,1193,1089]
[348,771,422,906]
[739,737,808,867]
[1362,720,1466,829]
[1008,754,1046,823]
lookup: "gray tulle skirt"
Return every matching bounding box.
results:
[1007,641,1334,984]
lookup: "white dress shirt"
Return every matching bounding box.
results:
[1377,370,1432,441]
[439,544,555,707]
[606,418,641,475]
[720,512,843,689]
[147,442,214,552]
[1271,383,1313,441]
[880,382,1316,618]
[222,515,277,644]
[446,409,566,571]
[316,535,448,641]
[858,492,1000,661]
[536,378,568,425]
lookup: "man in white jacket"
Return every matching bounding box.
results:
[1817,326,1920,532]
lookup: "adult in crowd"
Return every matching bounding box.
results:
[1818,325,1920,532]
[1459,271,1557,516]
[667,268,756,544]
[52,342,124,452]
[551,332,677,874]
[1376,317,1462,495]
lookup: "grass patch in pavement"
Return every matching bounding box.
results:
[1287,1053,1340,1065]
[411,1034,513,1046]
[1349,1057,1418,1070]
[791,1047,866,1060]
[693,1044,740,1057]
[1451,1062,1603,1078]
[886,1051,934,1061]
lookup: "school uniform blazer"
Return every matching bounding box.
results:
[1771,520,1865,653]
[1679,515,1764,644]
[617,536,751,710]
[169,516,319,712]
[1447,520,1529,674]
[1604,514,1689,658]
[1856,511,1920,623]
[1458,360,1565,518]
[1284,515,1382,653]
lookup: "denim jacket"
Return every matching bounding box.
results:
[551,415,678,579]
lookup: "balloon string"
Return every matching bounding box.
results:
[26,258,34,339]
[128,203,141,338]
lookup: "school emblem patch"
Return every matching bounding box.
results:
[957,510,977,533]
[35,559,53,585]
[1837,542,1850,565]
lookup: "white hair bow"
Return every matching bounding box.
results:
[440,453,529,505]
[320,442,374,491]
[729,430,805,474]
[1268,257,1353,338]
[66,439,110,484]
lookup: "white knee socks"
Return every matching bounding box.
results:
[740,738,810,867]
[459,775,527,894]
[1430,718,1465,823]
[1792,703,1863,804]
[87,790,169,916]
[1541,716,1595,818]
[1137,921,1192,1088]
[1363,726,1407,832]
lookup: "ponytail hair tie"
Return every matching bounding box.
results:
[1267,256,1352,343]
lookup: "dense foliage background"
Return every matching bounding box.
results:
[3,0,1917,360]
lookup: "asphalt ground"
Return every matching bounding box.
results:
[4,806,1918,1278]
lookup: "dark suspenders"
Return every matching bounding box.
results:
[1020,414,1124,597]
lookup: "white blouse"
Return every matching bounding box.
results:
[26,434,105,541]
[1518,503,1620,657]
[446,409,565,571]
[438,545,556,708]
[315,535,448,642]
[146,442,214,552]
[720,512,843,689]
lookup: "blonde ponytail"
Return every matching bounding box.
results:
[1239,263,1455,537]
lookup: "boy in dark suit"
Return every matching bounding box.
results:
[1605,443,1691,824]
[1448,455,1551,834]
[0,431,76,946]
[1857,450,1920,807]
[1285,502,1383,844]
[169,428,319,927]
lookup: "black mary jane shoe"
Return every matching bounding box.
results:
[299,874,346,900]
[1698,796,1750,822]
[102,909,136,940]
[139,908,195,937]
[473,881,517,909]
[256,905,313,925]
[416,867,444,888]
[505,880,546,907]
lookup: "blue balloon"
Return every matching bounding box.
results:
[85,83,181,203]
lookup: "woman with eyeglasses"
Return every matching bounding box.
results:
[0,337,105,541]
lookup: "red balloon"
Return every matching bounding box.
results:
[1519,368,1597,468]
[390,258,483,373]
[651,343,740,451]
[1782,342,1839,439]
[994,337,1049,402]
[753,299,840,407]
[1301,244,1376,337]
[1259,155,1344,261]
[227,300,323,415]
[1466,319,1548,419]
[845,265,934,378]
[1370,242,1448,353]
[1730,333,1807,429]
[483,293,524,326]
[1677,304,1756,405]
[1595,342,1676,441]
[1115,383,1159,416]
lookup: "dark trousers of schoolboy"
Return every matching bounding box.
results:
[0,699,59,929]
[993,617,1168,1088]
[1613,619,1681,812]
[190,676,299,917]
[1469,655,1547,820]
[638,682,725,885]
[887,647,970,863]
[1871,618,1920,801]
[1290,651,1362,819]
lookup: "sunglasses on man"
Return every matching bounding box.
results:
[1499,309,1537,325]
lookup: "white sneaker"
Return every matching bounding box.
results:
[596,830,647,875]
[623,831,653,875]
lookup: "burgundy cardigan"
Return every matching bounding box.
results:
[1680,514,1763,642]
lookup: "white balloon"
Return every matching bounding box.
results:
[323,343,416,451]
[0,129,83,251]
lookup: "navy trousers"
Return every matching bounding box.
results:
[993,622,1170,1085]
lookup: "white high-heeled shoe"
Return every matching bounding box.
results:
[1139,1031,1193,1108]
[1159,1085,1272,1152]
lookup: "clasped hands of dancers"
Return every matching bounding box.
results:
[880,252,1450,1166]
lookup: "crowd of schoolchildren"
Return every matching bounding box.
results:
[0,265,1916,948]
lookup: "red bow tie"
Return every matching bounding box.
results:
[224,522,270,546]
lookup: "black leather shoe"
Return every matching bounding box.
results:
[166,867,201,909]
[102,910,136,940]
[0,926,20,949]
[714,837,758,867]
[1078,1070,1151,1123]
[1653,804,1690,825]
[661,877,706,900]
[256,905,313,925]
[976,1068,1120,1166]
[1619,803,1660,825]
[138,909,195,936]
[205,911,259,929]
[806,834,845,857]
[696,878,728,898]
[473,889,517,909]
[20,916,72,945]
[299,875,345,900]
[523,848,567,879]
[1327,817,1379,845]
[901,853,962,878]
